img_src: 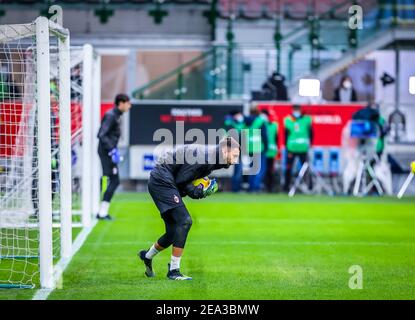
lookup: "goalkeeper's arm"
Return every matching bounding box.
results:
[180,179,219,199]
[181,183,205,199]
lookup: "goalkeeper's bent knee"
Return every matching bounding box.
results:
[172,207,192,248]
[173,218,192,248]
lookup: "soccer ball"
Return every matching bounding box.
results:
[192,177,211,191]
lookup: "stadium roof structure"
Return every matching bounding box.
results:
[0,0,361,21]
[1,0,211,7]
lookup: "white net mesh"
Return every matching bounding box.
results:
[0,22,65,289]
[70,49,84,224]
[0,24,39,288]
[50,43,62,271]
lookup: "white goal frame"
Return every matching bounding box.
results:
[0,16,71,289]
[69,44,101,229]
[36,16,72,289]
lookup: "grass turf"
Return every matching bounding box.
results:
[2,193,415,300]
[44,193,415,300]
[0,227,81,300]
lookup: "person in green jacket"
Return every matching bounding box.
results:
[283,104,313,192]
[245,107,268,192]
[224,110,245,192]
[260,109,278,193]
[376,115,389,160]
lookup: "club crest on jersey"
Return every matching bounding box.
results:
[173,195,180,203]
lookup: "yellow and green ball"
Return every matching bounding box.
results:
[192,177,211,191]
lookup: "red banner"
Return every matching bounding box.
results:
[1,102,84,157]
[2,102,365,158]
[256,102,365,148]
[101,102,113,119]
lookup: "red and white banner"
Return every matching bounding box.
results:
[256,102,365,148]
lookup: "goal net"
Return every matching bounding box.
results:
[0,17,72,289]
[70,45,101,228]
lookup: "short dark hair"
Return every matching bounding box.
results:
[261,109,270,116]
[115,93,130,106]
[230,110,242,116]
[250,106,260,116]
[340,75,352,85]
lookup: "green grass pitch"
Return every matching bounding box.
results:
[2,193,415,300]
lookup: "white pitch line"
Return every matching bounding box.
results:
[32,219,97,301]
[81,240,415,247]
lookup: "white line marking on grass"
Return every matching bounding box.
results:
[194,218,398,225]
[83,240,415,247]
[32,220,98,301]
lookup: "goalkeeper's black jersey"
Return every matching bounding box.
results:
[151,144,229,189]
[148,144,229,213]
[97,106,122,152]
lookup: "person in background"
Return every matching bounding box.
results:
[283,104,313,192]
[260,71,289,101]
[334,75,358,103]
[261,109,278,193]
[96,94,131,220]
[269,72,288,101]
[0,61,20,99]
[245,107,268,192]
[352,102,389,160]
[224,110,245,192]
[351,102,391,194]
[376,112,390,160]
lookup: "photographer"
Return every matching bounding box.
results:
[352,102,389,160]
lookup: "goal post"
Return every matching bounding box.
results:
[81,44,93,228]
[0,14,100,290]
[36,16,54,290]
[58,22,72,261]
[70,44,101,229]
[92,52,102,217]
[0,16,72,289]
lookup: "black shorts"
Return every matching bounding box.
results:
[98,146,118,176]
[148,174,184,214]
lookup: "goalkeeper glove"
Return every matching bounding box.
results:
[203,178,218,197]
[71,149,77,166]
[108,148,121,164]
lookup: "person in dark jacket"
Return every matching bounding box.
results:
[269,71,289,101]
[96,93,131,220]
[139,137,240,280]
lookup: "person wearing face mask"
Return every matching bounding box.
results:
[334,75,358,103]
[245,107,269,192]
[260,109,279,193]
[224,111,245,192]
[283,104,313,192]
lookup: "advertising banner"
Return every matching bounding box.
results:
[128,101,243,179]
[256,102,365,149]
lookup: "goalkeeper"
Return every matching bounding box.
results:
[97,93,131,220]
[139,137,240,280]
